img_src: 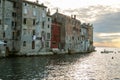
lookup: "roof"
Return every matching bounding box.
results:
[23,0,47,8]
[52,12,81,23]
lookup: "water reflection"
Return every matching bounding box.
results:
[0,47,120,80]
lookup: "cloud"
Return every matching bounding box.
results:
[62,5,120,23]
[94,42,120,48]
[94,32,120,47]
[57,5,120,47]
[94,12,120,33]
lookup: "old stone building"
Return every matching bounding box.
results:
[20,0,52,54]
[0,0,22,56]
[51,19,61,51]
[81,23,94,52]
[52,11,94,53]
[52,11,81,52]
[0,0,52,56]
[0,0,94,57]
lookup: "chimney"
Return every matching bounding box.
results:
[47,9,50,15]
[56,8,59,13]
[74,15,76,19]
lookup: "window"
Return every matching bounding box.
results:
[12,21,17,28]
[23,18,26,24]
[12,21,14,27]
[48,18,50,21]
[32,41,35,49]
[23,41,26,47]
[12,12,16,17]
[0,19,1,25]
[42,21,45,29]
[33,19,35,25]
[33,30,35,35]
[12,32,15,39]
[4,41,7,46]
[48,25,49,28]
[3,32,5,38]
[24,3,27,6]
[13,2,16,8]
[47,33,50,39]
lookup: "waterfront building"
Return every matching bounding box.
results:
[20,0,52,54]
[51,19,61,51]
[81,23,94,52]
[0,0,94,57]
[0,0,22,56]
[52,11,81,52]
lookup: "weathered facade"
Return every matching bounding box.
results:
[0,0,94,57]
[51,20,61,50]
[52,11,82,52]
[20,0,52,54]
[0,0,22,56]
[81,23,94,52]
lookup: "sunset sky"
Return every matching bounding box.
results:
[28,0,120,48]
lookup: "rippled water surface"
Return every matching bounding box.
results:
[0,47,120,80]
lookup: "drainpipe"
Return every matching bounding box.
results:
[2,0,5,38]
[2,0,6,55]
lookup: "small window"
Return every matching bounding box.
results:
[13,2,16,8]
[23,18,26,24]
[4,41,7,46]
[12,12,16,17]
[23,41,26,46]
[12,21,14,27]
[52,42,56,44]
[0,19,1,25]
[48,18,50,21]
[33,19,35,25]
[47,33,50,39]
[12,32,15,39]
[24,3,27,6]
[3,32,5,38]
[33,30,35,35]
[42,21,44,29]
[48,25,49,28]
[32,41,35,49]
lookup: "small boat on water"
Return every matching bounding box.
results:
[101,49,114,53]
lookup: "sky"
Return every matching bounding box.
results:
[28,0,120,48]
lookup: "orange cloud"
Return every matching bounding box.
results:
[94,41,120,48]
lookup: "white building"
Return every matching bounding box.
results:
[81,23,93,52]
